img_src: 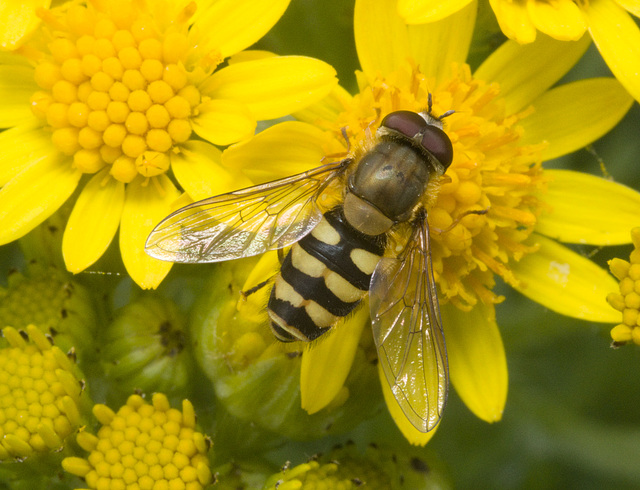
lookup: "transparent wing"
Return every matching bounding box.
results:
[146,160,346,263]
[370,214,448,432]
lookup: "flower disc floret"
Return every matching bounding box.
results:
[0,326,84,460]
[0,265,98,354]
[62,393,212,489]
[608,227,640,345]
[29,1,200,183]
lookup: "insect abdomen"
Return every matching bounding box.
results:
[268,207,386,342]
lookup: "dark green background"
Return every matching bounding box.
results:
[1,1,639,488]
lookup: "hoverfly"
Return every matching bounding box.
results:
[146,101,454,432]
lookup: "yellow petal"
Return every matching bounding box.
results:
[191,98,256,146]
[519,78,633,161]
[407,0,477,82]
[0,121,51,186]
[238,250,280,322]
[222,121,343,183]
[189,0,291,59]
[474,32,591,113]
[441,302,507,424]
[171,139,252,201]
[379,361,439,446]
[536,169,640,246]
[294,84,353,126]
[301,307,368,414]
[120,175,180,289]
[510,233,620,323]
[398,0,474,23]
[615,0,640,17]
[201,56,337,120]
[355,0,411,79]
[583,0,640,103]
[0,64,39,127]
[0,0,50,50]
[527,0,587,41]
[489,0,537,43]
[227,50,277,65]
[63,169,124,273]
[0,153,79,245]
[142,0,196,33]
[355,0,475,81]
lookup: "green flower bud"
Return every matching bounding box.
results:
[101,294,196,396]
[213,459,275,490]
[263,443,450,490]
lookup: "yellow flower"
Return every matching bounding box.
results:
[607,227,640,346]
[0,0,337,289]
[223,0,638,444]
[0,325,86,461]
[0,263,98,355]
[62,393,212,489]
[397,0,640,104]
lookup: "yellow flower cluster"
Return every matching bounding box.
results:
[30,1,198,182]
[608,227,640,345]
[62,393,212,490]
[0,325,84,460]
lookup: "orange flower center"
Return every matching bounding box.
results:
[333,63,547,309]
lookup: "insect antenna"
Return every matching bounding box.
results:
[427,92,455,120]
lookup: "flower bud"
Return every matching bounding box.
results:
[101,294,196,396]
[263,443,449,489]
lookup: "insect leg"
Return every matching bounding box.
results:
[241,277,273,298]
[433,208,489,235]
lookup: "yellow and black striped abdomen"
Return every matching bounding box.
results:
[268,207,386,342]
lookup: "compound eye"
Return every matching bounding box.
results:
[421,125,454,169]
[380,110,427,139]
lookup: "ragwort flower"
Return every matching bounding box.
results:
[222,0,639,444]
[62,393,212,489]
[0,263,98,356]
[0,325,86,461]
[0,0,337,289]
[397,0,640,104]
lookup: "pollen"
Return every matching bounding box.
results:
[0,325,84,461]
[30,1,201,183]
[61,393,213,489]
[607,228,640,346]
[336,63,546,309]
